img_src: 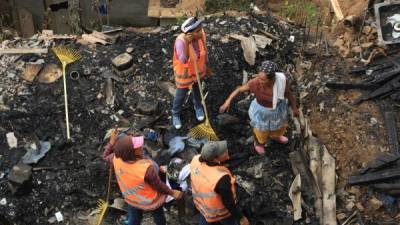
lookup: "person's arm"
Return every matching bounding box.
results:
[145,165,174,195]
[102,142,115,166]
[284,79,299,117]
[102,129,118,166]
[215,175,244,220]
[219,82,250,113]
[144,165,183,201]
[175,39,188,64]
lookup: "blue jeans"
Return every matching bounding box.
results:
[171,84,202,116]
[199,214,240,225]
[127,205,166,225]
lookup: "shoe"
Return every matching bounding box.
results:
[195,107,204,121]
[272,136,288,144]
[254,142,265,155]
[172,115,182,129]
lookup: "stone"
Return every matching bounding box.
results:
[137,99,159,115]
[8,163,32,195]
[361,42,374,49]
[351,46,362,54]
[126,47,134,53]
[37,64,62,84]
[369,197,383,210]
[345,201,355,211]
[6,132,17,148]
[22,63,43,82]
[362,26,372,35]
[112,53,133,71]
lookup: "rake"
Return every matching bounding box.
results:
[52,46,81,140]
[95,166,113,225]
[188,46,219,141]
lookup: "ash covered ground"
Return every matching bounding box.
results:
[0,15,318,225]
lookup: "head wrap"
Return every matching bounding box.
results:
[131,136,144,149]
[259,60,278,75]
[181,17,203,33]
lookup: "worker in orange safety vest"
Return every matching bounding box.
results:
[190,141,249,225]
[171,17,212,129]
[103,131,183,225]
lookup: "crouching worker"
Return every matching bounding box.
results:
[190,141,249,225]
[103,130,183,225]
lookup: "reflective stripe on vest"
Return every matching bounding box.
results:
[113,157,166,211]
[173,30,207,89]
[190,155,236,222]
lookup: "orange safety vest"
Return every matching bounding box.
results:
[113,157,166,211]
[173,30,207,89]
[190,155,236,222]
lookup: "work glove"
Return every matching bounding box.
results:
[109,129,119,146]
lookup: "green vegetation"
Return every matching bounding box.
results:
[282,0,318,25]
[205,0,266,14]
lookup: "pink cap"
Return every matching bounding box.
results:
[131,136,144,149]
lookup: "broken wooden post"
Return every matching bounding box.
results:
[322,146,337,225]
[0,48,48,54]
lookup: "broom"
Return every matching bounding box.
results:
[188,45,219,141]
[52,46,81,140]
[95,166,113,225]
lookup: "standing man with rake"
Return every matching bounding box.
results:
[171,17,211,129]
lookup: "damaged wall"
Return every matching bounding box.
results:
[9,0,158,36]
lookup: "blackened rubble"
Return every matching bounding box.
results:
[0,15,313,224]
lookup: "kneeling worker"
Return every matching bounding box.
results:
[103,131,183,225]
[190,141,249,225]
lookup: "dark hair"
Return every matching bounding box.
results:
[267,72,275,80]
[113,135,137,161]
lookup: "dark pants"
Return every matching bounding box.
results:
[171,84,202,116]
[127,205,166,225]
[199,214,240,225]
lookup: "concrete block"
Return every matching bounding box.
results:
[8,163,32,195]
[112,53,133,71]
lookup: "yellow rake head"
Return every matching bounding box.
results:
[52,46,81,65]
[95,199,109,225]
[188,119,219,141]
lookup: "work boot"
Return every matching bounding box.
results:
[172,115,182,130]
[254,142,265,155]
[272,136,289,144]
[195,107,204,121]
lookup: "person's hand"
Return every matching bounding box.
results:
[171,190,183,200]
[185,33,194,43]
[160,165,167,173]
[110,129,119,146]
[292,107,300,118]
[219,100,231,113]
[240,216,249,225]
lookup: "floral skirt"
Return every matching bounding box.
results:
[249,99,288,131]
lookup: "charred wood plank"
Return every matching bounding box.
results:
[358,152,400,174]
[325,82,375,90]
[348,167,400,185]
[379,100,399,153]
[372,183,400,190]
[353,76,400,104]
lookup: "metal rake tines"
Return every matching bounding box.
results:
[188,124,219,141]
[52,46,81,64]
[95,199,108,225]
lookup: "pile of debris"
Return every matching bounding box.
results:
[0,13,324,225]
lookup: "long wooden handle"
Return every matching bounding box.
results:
[62,62,71,140]
[189,45,209,124]
[106,166,112,201]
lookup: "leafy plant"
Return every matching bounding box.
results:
[282,0,318,25]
